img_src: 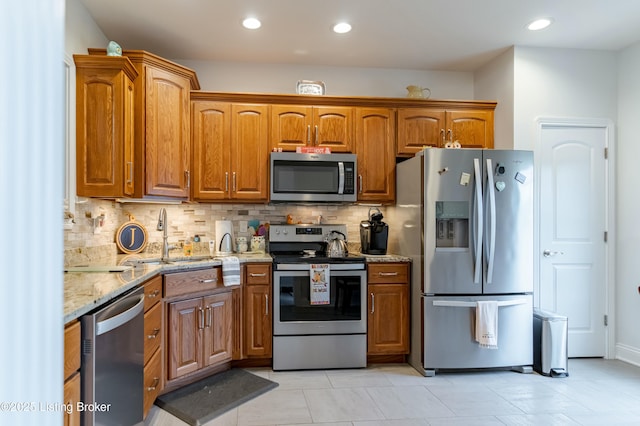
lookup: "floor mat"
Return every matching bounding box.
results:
[155,369,278,425]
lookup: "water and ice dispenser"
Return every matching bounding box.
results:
[435,201,469,249]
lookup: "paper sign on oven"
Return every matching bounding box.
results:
[310,263,330,305]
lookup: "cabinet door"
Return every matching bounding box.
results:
[270,105,313,151]
[314,106,354,152]
[367,283,409,355]
[192,101,232,200]
[63,372,81,426]
[202,292,233,367]
[76,65,134,197]
[447,110,494,149]
[396,108,445,156]
[144,66,191,198]
[244,284,272,357]
[355,108,396,203]
[167,297,202,379]
[231,104,269,201]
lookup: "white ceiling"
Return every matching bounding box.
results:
[80,0,640,71]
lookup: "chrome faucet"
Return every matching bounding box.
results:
[158,208,175,262]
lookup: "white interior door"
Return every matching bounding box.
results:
[538,122,608,357]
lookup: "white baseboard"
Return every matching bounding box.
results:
[615,343,640,367]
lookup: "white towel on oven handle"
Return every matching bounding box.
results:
[475,300,498,349]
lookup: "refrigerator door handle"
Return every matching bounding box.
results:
[432,299,528,308]
[472,158,483,284]
[485,158,497,284]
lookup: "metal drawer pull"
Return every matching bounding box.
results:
[265,294,269,316]
[370,293,375,314]
[206,306,212,328]
[147,328,160,339]
[199,278,216,283]
[147,378,159,392]
[250,273,267,277]
[378,272,398,277]
[432,299,527,308]
[198,308,205,329]
[147,289,160,298]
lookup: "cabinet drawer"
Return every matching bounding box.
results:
[368,263,409,284]
[245,263,271,285]
[164,267,221,298]
[144,275,162,312]
[144,302,162,364]
[143,347,163,418]
[63,320,80,380]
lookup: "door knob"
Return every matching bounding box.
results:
[543,250,564,257]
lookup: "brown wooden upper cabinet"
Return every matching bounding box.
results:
[74,55,137,197]
[396,106,495,156]
[191,101,269,202]
[355,108,396,204]
[270,105,354,153]
[87,49,200,199]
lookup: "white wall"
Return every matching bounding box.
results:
[615,41,640,365]
[474,47,515,149]
[66,0,108,55]
[176,59,474,99]
[513,47,618,151]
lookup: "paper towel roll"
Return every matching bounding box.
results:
[215,220,234,253]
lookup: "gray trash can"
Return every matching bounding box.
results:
[533,308,568,377]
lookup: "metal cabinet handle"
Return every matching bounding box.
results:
[225,172,229,192]
[199,278,216,284]
[315,125,319,145]
[358,175,363,193]
[307,125,311,145]
[185,170,190,190]
[147,377,159,392]
[250,273,267,277]
[378,272,398,277]
[370,293,375,314]
[543,250,564,257]
[232,172,237,192]
[447,129,453,143]
[147,289,160,298]
[205,306,212,328]
[198,308,205,329]
[265,294,269,316]
[126,162,133,184]
[440,129,445,145]
[147,328,160,339]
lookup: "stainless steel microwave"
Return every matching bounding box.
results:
[270,152,357,203]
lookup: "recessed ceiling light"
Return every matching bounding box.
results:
[242,17,262,30]
[333,22,352,34]
[527,18,553,31]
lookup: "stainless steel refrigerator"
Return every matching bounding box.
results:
[389,148,534,377]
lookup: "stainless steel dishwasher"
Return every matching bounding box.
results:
[81,286,144,426]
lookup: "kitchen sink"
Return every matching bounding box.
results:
[127,257,213,266]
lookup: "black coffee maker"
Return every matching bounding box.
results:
[360,208,389,255]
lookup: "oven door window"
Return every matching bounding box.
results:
[273,161,339,194]
[278,274,362,322]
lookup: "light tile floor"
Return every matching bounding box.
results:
[145,359,640,426]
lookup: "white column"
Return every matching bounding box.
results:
[0,1,65,425]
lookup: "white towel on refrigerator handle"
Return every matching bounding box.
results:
[475,300,499,349]
[220,256,240,286]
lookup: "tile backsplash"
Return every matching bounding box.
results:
[64,199,383,263]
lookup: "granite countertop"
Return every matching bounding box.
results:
[64,251,409,324]
[64,252,272,324]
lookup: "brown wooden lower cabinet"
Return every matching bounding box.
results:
[63,320,81,426]
[166,291,233,380]
[367,263,410,356]
[143,275,163,418]
[243,263,272,358]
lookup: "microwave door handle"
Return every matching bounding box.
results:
[338,162,345,194]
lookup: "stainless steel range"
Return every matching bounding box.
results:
[270,224,367,371]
